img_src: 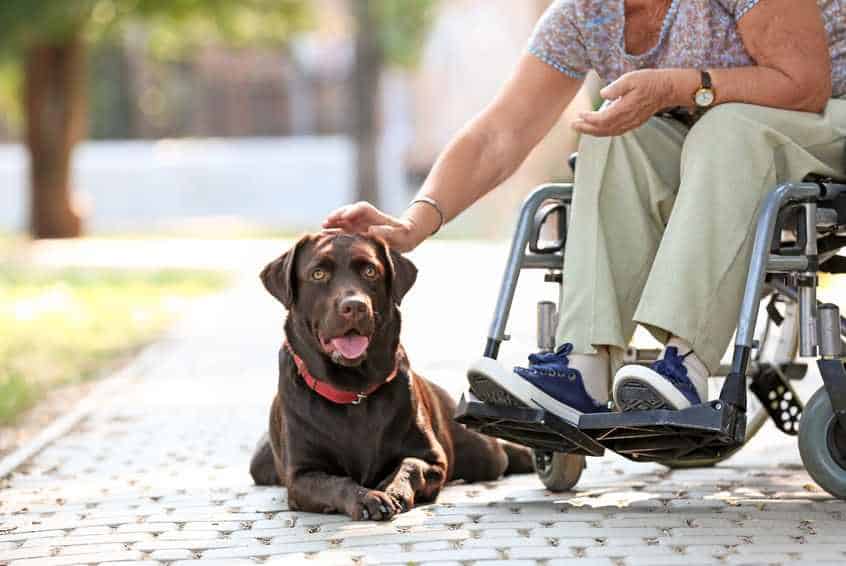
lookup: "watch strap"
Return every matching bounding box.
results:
[700,70,712,90]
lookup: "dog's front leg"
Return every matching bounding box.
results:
[288,471,402,521]
[378,457,448,511]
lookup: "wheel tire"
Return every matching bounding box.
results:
[533,451,585,492]
[799,388,846,499]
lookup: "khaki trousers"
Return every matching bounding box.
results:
[556,100,846,389]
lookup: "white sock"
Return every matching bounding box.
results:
[666,337,709,401]
[568,347,610,403]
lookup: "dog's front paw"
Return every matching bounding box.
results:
[384,484,414,513]
[348,489,402,521]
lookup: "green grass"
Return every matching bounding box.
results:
[0,265,228,425]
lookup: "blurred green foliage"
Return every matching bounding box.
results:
[0,0,310,135]
[0,1,439,136]
[0,1,310,50]
[375,0,439,67]
[0,264,229,424]
[0,61,22,132]
[0,0,438,62]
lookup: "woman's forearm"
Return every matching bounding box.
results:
[403,121,523,237]
[399,54,584,246]
[661,1,831,114]
[661,66,831,114]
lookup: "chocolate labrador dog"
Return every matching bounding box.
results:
[250,231,533,520]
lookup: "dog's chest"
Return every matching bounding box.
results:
[284,375,420,487]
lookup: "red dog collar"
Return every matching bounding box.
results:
[283,341,401,405]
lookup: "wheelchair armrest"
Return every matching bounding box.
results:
[529,200,567,255]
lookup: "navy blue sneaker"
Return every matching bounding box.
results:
[612,347,708,412]
[466,344,609,423]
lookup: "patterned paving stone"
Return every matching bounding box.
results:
[1,243,845,566]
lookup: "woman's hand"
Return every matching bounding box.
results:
[572,69,681,137]
[323,202,423,253]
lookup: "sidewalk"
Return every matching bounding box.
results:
[1,241,845,566]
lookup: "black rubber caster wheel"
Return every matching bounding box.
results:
[533,451,585,492]
[798,387,846,499]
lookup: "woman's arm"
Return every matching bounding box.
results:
[574,0,831,137]
[666,0,832,112]
[324,54,583,252]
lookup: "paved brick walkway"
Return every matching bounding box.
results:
[2,242,846,566]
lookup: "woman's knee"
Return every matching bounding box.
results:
[683,103,765,156]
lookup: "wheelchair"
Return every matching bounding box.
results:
[455,151,846,498]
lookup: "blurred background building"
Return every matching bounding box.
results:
[0,0,597,239]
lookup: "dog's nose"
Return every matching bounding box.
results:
[339,296,369,320]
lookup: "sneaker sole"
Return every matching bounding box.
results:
[467,357,583,424]
[613,365,692,412]
[466,372,528,408]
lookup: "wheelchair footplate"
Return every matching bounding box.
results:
[455,391,605,457]
[579,401,746,464]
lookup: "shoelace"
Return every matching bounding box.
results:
[652,346,693,387]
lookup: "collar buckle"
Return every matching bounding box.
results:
[351,393,368,405]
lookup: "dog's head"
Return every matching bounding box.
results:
[261,231,416,380]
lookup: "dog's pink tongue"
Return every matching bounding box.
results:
[330,335,370,359]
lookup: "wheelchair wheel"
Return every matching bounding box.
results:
[799,387,846,499]
[533,451,585,492]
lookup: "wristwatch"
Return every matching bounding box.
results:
[693,70,716,108]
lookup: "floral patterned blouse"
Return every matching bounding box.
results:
[528,0,846,98]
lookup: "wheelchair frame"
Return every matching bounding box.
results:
[455,174,846,497]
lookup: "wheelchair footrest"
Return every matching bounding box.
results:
[455,392,605,457]
[579,401,746,464]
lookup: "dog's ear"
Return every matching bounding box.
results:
[260,236,309,308]
[375,239,417,305]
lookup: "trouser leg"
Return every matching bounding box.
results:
[556,117,688,392]
[635,101,846,372]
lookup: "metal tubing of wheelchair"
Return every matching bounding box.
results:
[522,254,566,270]
[800,284,819,357]
[724,182,821,409]
[820,182,846,199]
[799,202,820,357]
[770,278,846,339]
[736,183,821,348]
[766,256,809,272]
[485,184,573,358]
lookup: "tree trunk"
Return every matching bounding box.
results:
[25,35,86,239]
[352,0,383,207]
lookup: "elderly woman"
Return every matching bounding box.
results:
[325,0,846,417]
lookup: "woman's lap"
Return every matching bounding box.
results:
[558,100,846,373]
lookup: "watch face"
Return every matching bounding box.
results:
[695,88,715,107]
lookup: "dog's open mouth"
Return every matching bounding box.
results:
[320,331,371,363]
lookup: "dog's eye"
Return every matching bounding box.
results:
[362,264,378,279]
[311,268,329,281]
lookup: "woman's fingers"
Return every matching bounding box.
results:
[579,97,629,126]
[324,202,380,231]
[368,224,414,253]
[573,90,654,137]
[573,114,640,137]
[573,110,625,136]
[323,202,412,249]
[599,75,634,100]
[336,202,377,225]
